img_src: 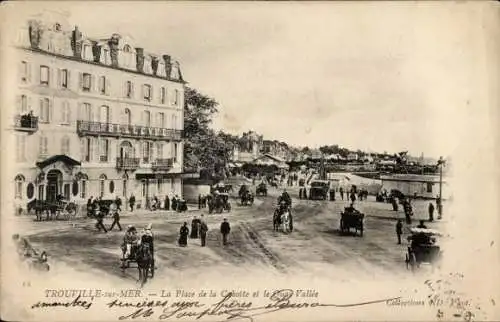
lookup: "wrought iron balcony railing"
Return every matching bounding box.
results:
[76,121,183,141]
[116,157,141,170]
[14,114,39,132]
[152,158,174,171]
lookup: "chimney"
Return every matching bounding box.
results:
[151,56,159,75]
[28,20,42,49]
[136,48,145,72]
[92,42,101,63]
[163,55,172,78]
[71,26,82,57]
[108,34,120,67]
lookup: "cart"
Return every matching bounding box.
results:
[405,227,442,271]
[339,207,364,236]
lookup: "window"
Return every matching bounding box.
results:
[60,69,68,88]
[19,95,28,114]
[16,135,26,162]
[80,180,87,198]
[157,179,163,194]
[40,66,49,85]
[39,98,50,122]
[109,181,115,194]
[427,182,433,193]
[103,49,110,65]
[161,87,166,104]
[99,76,106,94]
[72,180,79,196]
[124,108,131,125]
[83,44,93,60]
[82,103,91,121]
[156,142,164,159]
[173,143,178,163]
[15,174,25,199]
[82,73,91,91]
[21,61,28,82]
[174,89,179,105]
[122,177,128,197]
[143,84,151,101]
[61,101,70,124]
[61,136,70,155]
[38,185,44,200]
[82,138,91,162]
[99,138,109,162]
[142,142,153,163]
[99,174,107,198]
[144,111,151,127]
[27,183,35,199]
[39,135,48,156]
[172,114,177,130]
[157,112,165,128]
[125,81,133,98]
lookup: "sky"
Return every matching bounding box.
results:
[3,1,490,159]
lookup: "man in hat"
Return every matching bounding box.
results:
[94,205,107,233]
[123,225,139,259]
[108,203,122,231]
[220,218,231,246]
[141,223,154,263]
[199,214,209,247]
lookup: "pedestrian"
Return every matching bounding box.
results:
[299,188,303,200]
[339,188,344,201]
[350,192,356,203]
[94,206,107,233]
[199,215,208,247]
[392,197,399,211]
[396,219,403,244]
[164,195,170,211]
[198,194,202,209]
[329,189,335,201]
[115,196,122,212]
[87,196,94,217]
[190,216,200,239]
[178,222,189,247]
[220,218,231,245]
[428,202,435,222]
[109,205,122,231]
[172,195,178,212]
[129,194,135,212]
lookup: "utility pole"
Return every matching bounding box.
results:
[437,156,445,219]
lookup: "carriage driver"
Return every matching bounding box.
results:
[123,225,140,259]
[140,223,154,258]
[279,189,292,207]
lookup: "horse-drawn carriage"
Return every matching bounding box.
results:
[208,193,232,214]
[339,206,364,236]
[121,240,155,287]
[405,227,442,271]
[239,185,254,206]
[256,182,268,196]
[175,199,188,212]
[273,201,293,233]
[28,198,78,221]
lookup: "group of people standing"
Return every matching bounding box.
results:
[178,215,231,247]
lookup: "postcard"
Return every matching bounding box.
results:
[1,1,499,321]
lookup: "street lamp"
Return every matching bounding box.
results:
[437,156,446,219]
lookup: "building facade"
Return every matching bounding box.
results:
[8,12,185,211]
[380,174,448,199]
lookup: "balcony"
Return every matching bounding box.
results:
[14,114,38,132]
[116,157,140,170]
[76,121,183,141]
[152,158,174,171]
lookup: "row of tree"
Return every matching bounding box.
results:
[183,87,412,178]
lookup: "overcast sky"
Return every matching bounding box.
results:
[4,1,490,159]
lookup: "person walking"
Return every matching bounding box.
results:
[129,194,136,212]
[220,218,231,246]
[108,205,122,231]
[396,219,403,244]
[339,187,344,201]
[94,206,107,233]
[190,216,200,239]
[199,215,209,247]
[178,222,189,247]
[198,195,202,209]
[172,195,178,212]
[428,202,435,222]
[164,195,170,211]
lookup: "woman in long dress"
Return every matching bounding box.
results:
[179,222,189,247]
[190,217,200,239]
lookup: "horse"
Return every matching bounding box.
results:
[273,210,281,231]
[280,211,291,234]
[135,242,153,287]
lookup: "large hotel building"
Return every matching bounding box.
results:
[6,12,185,211]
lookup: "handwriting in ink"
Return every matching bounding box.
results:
[31,295,93,310]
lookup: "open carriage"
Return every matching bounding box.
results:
[339,206,365,236]
[208,193,232,214]
[239,185,254,206]
[256,182,268,196]
[28,199,78,221]
[405,227,442,271]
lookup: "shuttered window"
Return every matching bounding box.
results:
[143,84,151,101]
[61,136,70,155]
[82,73,91,91]
[40,66,49,85]
[39,135,48,156]
[39,98,50,123]
[61,101,71,124]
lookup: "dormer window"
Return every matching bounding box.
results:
[83,44,93,61]
[103,48,110,65]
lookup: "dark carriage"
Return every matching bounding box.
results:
[208,193,231,214]
[309,180,330,200]
[256,182,268,196]
[27,199,77,221]
[176,199,188,212]
[405,228,442,271]
[240,191,254,206]
[339,206,364,236]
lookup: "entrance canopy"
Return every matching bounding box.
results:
[135,172,181,180]
[36,154,81,169]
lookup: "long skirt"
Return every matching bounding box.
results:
[179,234,188,246]
[190,226,199,238]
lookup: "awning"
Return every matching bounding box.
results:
[135,172,183,180]
[36,154,81,169]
